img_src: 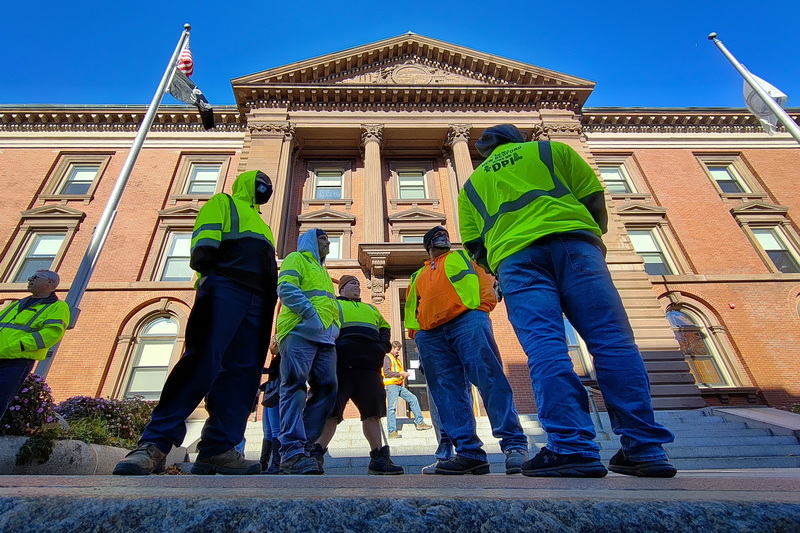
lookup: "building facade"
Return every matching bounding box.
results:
[2,35,799,416]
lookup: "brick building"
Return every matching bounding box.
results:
[2,34,799,416]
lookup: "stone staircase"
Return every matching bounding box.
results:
[184,407,800,474]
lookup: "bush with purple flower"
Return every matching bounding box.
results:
[0,374,56,437]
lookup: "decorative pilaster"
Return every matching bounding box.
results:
[445,124,473,191]
[361,124,386,243]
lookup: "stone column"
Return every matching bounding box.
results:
[361,124,385,243]
[445,124,473,190]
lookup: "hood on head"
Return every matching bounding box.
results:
[231,170,262,205]
[297,228,323,262]
[475,124,526,157]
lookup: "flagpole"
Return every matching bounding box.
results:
[708,32,800,145]
[36,24,192,378]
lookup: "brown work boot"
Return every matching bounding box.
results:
[415,422,433,431]
[112,442,167,476]
[191,448,261,475]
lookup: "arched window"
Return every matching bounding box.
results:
[666,309,731,387]
[564,317,593,379]
[124,316,179,400]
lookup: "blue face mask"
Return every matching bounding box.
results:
[431,235,451,249]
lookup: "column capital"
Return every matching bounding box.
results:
[248,121,296,140]
[445,124,472,147]
[360,124,385,146]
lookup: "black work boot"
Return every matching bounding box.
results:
[368,445,404,475]
[259,439,272,472]
[266,438,281,474]
[308,443,327,473]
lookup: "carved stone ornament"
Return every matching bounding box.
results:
[541,122,584,136]
[368,253,390,304]
[361,124,385,145]
[339,59,486,86]
[248,122,296,139]
[445,124,472,146]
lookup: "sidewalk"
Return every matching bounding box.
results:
[1,470,799,532]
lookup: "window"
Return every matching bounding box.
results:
[401,234,425,244]
[598,165,634,194]
[39,153,111,201]
[752,227,800,273]
[398,171,427,199]
[184,163,221,195]
[628,229,675,275]
[12,233,66,283]
[314,171,344,200]
[696,154,765,199]
[158,232,193,281]
[124,317,178,400]
[707,164,747,194]
[667,309,730,387]
[564,318,592,379]
[326,234,342,260]
[58,164,100,195]
[169,154,232,203]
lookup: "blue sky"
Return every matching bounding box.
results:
[2,1,798,109]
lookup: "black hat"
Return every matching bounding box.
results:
[423,226,448,251]
[475,124,526,157]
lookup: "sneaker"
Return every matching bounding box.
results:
[368,445,404,475]
[433,454,490,475]
[504,448,529,475]
[415,422,433,431]
[191,448,261,475]
[521,448,607,478]
[113,442,166,476]
[608,449,677,478]
[307,443,326,473]
[388,430,401,438]
[279,454,323,475]
[421,462,438,475]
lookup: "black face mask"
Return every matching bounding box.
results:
[254,173,273,205]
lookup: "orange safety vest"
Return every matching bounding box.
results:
[382,353,404,386]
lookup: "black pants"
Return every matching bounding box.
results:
[140,275,275,459]
[0,358,35,420]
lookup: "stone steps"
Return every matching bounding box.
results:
[187,407,800,474]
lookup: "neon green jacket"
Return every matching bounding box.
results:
[191,170,277,294]
[276,229,340,343]
[459,141,604,273]
[0,294,70,361]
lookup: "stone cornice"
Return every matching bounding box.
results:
[582,107,800,134]
[0,105,244,133]
[238,85,589,112]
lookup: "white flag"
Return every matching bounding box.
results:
[744,74,788,135]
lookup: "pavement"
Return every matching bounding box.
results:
[1,469,799,532]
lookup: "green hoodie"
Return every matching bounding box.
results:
[190,170,278,295]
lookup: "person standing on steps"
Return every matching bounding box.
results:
[383,341,432,438]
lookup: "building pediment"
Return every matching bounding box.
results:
[21,205,85,219]
[616,203,668,216]
[297,208,356,224]
[730,201,789,216]
[388,207,446,223]
[158,204,202,217]
[231,34,594,110]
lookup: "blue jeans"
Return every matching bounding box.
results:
[386,384,424,432]
[415,310,528,462]
[278,334,337,461]
[425,382,459,460]
[0,358,35,421]
[262,405,280,440]
[497,236,674,461]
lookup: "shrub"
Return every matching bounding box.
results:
[0,374,57,437]
[56,396,155,449]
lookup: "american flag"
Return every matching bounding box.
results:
[177,40,194,77]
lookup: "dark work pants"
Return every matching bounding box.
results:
[140,275,275,460]
[0,358,36,421]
